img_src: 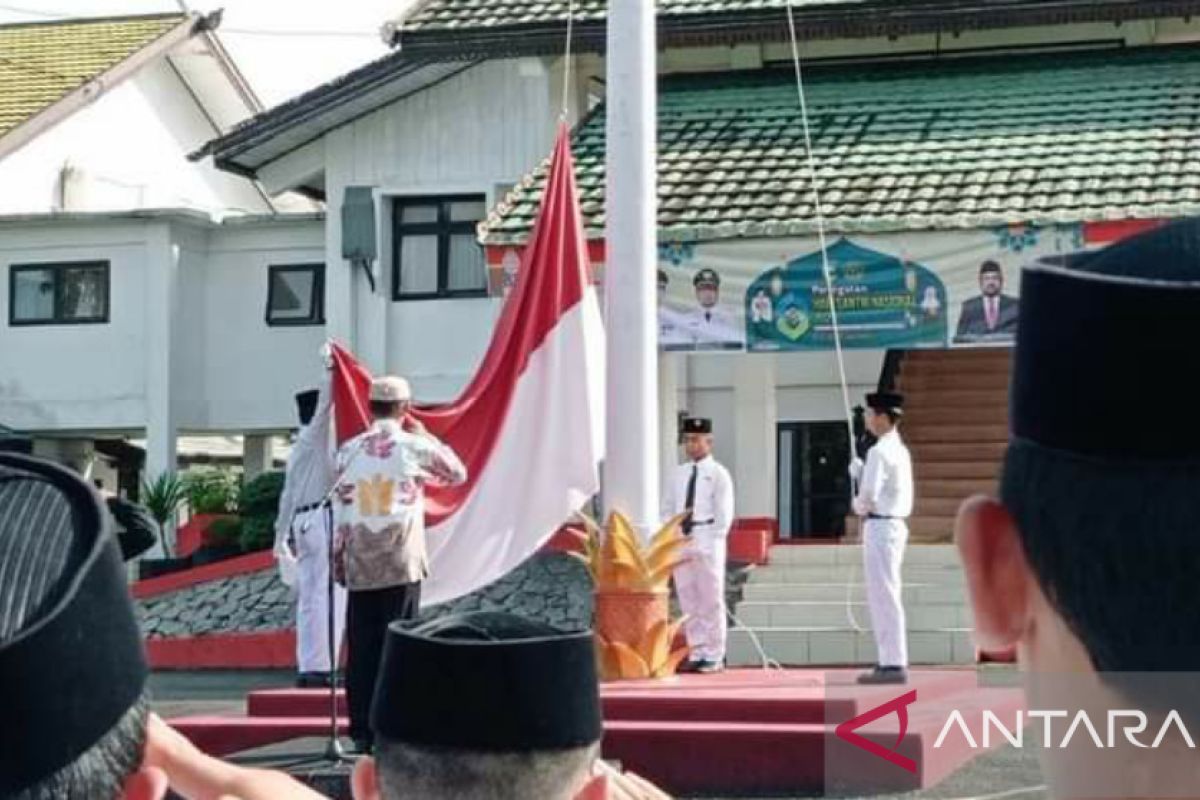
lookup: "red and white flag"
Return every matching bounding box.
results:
[329,124,605,606]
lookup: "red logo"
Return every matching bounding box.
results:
[834,690,918,774]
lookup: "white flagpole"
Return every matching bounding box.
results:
[603,0,659,536]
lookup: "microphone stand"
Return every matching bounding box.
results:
[272,439,367,771]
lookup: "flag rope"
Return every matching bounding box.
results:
[785,1,868,636]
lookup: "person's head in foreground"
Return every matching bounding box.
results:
[955,219,1200,798]
[0,453,162,800]
[0,454,326,800]
[352,612,603,800]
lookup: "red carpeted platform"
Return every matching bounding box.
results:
[170,668,1024,795]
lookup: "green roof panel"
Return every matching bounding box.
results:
[482,46,1200,244]
[403,0,864,31]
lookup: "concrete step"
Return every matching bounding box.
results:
[898,372,1010,391]
[904,349,1012,364]
[916,461,1002,480]
[910,401,1009,419]
[899,359,1011,377]
[908,442,1008,461]
[742,582,967,605]
[919,478,998,498]
[903,407,1008,427]
[749,564,965,587]
[904,424,1009,444]
[916,497,972,517]
[908,517,957,542]
[727,626,976,666]
[839,517,957,542]
[766,544,960,567]
[736,600,973,629]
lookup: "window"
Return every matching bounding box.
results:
[393,195,488,299]
[267,263,325,326]
[9,261,109,326]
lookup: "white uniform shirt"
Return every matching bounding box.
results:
[662,455,735,537]
[853,429,914,518]
[659,305,691,348]
[273,374,335,585]
[683,306,743,348]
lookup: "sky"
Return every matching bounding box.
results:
[0,0,420,107]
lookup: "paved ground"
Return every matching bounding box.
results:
[151,667,1049,800]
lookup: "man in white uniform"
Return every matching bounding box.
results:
[683,268,742,349]
[664,417,735,673]
[274,367,347,689]
[850,391,914,684]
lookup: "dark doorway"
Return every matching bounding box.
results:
[778,422,852,539]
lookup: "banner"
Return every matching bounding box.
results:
[656,224,1093,352]
[745,239,947,351]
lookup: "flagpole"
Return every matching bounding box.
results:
[604,0,659,535]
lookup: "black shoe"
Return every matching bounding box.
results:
[296,671,333,688]
[694,659,725,674]
[856,666,908,685]
[677,659,701,674]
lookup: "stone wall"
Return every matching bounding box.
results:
[138,570,293,638]
[137,552,594,638]
[136,552,754,640]
[417,552,593,629]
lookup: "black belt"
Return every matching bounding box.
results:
[867,513,903,520]
[296,499,331,514]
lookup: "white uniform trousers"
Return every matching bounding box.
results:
[294,505,348,673]
[863,517,909,668]
[674,528,728,663]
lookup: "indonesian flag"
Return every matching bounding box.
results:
[329,124,605,607]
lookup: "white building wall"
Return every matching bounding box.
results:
[0,220,151,432]
[323,59,558,400]
[0,58,270,217]
[0,214,324,448]
[180,218,326,432]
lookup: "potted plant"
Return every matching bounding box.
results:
[185,470,239,516]
[179,471,239,558]
[191,516,244,566]
[570,511,692,680]
[138,472,188,579]
[237,471,285,553]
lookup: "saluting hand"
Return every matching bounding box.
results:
[403,414,428,437]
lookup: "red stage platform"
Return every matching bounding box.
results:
[170,668,1023,795]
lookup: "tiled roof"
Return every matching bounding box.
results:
[0,14,185,141]
[482,46,1200,245]
[402,0,862,30]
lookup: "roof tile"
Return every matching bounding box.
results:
[482,46,1200,243]
[0,14,184,140]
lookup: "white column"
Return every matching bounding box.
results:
[145,223,179,485]
[243,435,274,479]
[324,133,354,349]
[604,0,659,534]
[734,355,777,518]
[657,352,681,496]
